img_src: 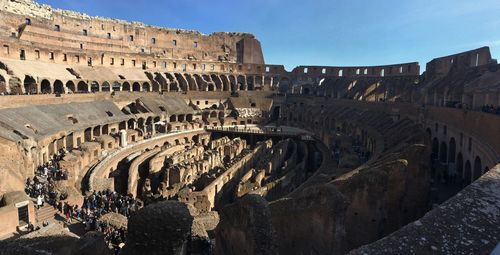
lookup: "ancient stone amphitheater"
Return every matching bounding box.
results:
[0,0,498,254]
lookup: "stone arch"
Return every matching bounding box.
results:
[210,74,222,91]
[184,73,197,91]
[254,75,263,89]
[220,74,230,91]
[127,119,136,129]
[77,81,88,93]
[41,79,51,94]
[65,81,75,93]
[207,83,215,91]
[122,82,131,91]
[426,128,432,139]
[23,75,37,94]
[229,75,237,91]
[247,76,255,90]
[90,81,99,92]
[210,111,217,118]
[464,160,472,185]
[448,138,456,163]
[142,82,150,92]
[102,81,111,92]
[439,141,447,163]
[112,81,121,92]
[431,138,439,161]
[264,76,272,87]
[84,127,92,142]
[53,80,64,94]
[132,82,141,92]
[169,115,176,122]
[93,125,101,137]
[102,124,109,135]
[174,73,188,91]
[473,156,482,181]
[154,73,167,92]
[0,74,6,93]
[193,74,206,91]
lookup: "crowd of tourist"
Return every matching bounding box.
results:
[25,150,69,209]
[481,105,500,115]
[65,190,139,253]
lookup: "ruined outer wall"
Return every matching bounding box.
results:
[292,62,420,78]
[425,46,495,79]
[0,0,264,65]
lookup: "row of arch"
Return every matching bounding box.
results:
[23,78,154,94]
[149,72,280,92]
[429,131,490,186]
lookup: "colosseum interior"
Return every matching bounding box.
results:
[0,0,498,254]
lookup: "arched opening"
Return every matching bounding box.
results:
[90,81,99,92]
[112,81,121,91]
[84,128,92,142]
[464,160,472,185]
[178,114,185,122]
[210,111,217,118]
[93,126,101,137]
[271,106,280,121]
[77,81,88,93]
[127,119,136,129]
[207,84,215,91]
[431,138,439,161]
[448,138,456,163]
[169,115,177,122]
[102,124,109,135]
[185,74,197,91]
[426,128,432,139]
[186,114,193,122]
[102,81,111,92]
[142,82,150,92]
[303,87,310,95]
[439,141,447,163]
[473,156,482,181]
[132,82,141,92]
[41,79,51,94]
[218,111,224,119]
[119,121,126,130]
[53,80,64,94]
[247,76,255,90]
[220,75,230,91]
[210,74,222,91]
[66,81,76,93]
[122,82,131,91]
[174,73,188,91]
[237,75,246,90]
[229,75,237,91]
[0,75,6,94]
[23,75,37,94]
[137,118,145,131]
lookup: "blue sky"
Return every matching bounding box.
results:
[37,0,500,72]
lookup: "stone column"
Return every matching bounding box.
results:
[120,130,128,147]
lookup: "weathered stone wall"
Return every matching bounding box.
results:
[215,194,277,255]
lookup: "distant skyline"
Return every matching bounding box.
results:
[37,0,500,72]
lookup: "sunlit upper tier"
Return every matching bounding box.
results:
[0,0,265,68]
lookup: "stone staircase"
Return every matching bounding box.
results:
[35,205,58,224]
